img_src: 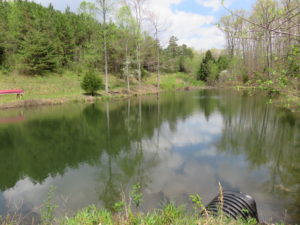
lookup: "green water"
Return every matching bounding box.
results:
[0,90,299,224]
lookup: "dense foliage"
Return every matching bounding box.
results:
[197,50,229,83]
[0,0,196,78]
[0,1,96,74]
[81,71,103,95]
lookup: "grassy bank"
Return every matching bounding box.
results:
[0,71,298,113]
[0,203,260,225]
[0,184,262,225]
[0,72,204,109]
[58,204,259,225]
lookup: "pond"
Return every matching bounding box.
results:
[0,90,299,224]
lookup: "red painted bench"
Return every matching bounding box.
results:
[0,89,24,98]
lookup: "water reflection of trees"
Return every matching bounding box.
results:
[0,92,197,209]
[1,90,298,219]
[198,89,300,223]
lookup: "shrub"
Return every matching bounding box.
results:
[207,61,219,84]
[217,55,230,71]
[81,71,103,95]
[197,50,218,82]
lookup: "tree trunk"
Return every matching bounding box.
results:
[102,0,109,93]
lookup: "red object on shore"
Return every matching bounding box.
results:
[0,89,24,94]
[0,115,25,124]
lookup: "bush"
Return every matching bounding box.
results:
[197,50,217,82]
[217,55,230,71]
[207,61,219,84]
[81,71,103,95]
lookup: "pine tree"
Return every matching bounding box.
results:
[0,1,7,66]
[197,50,215,82]
[19,30,61,75]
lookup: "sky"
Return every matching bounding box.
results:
[32,0,256,50]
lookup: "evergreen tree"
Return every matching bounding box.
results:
[19,30,61,75]
[0,0,200,77]
[0,1,7,66]
[217,55,230,71]
[81,70,103,95]
[197,50,215,82]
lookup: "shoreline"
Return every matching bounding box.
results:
[0,84,298,114]
[0,86,204,110]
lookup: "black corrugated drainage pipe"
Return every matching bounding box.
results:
[205,191,259,222]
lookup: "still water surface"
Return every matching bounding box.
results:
[0,90,299,224]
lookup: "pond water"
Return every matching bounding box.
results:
[0,90,299,224]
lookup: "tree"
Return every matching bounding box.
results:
[148,11,165,89]
[97,0,112,94]
[217,55,230,71]
[197,50,215,82]
[219,0,300,80]
[163,36,180,72]
[81,70,103,95]
[19,30,61,75]
[117,5,136,92]
[0,1,8,67]
[168,36,179,57]
[129,0,147,89]
[178,44,194,73]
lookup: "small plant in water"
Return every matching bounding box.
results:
[130,183,143,208]
[41,186,58,225]
[189,194,209,218]
[113,201,125,213]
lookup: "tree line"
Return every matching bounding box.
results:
[0,0,197,92]
[218,0,299,85]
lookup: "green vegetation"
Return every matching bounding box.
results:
[0,71,83,105]
[0,0,299,223]
[1,184,260,225]
[0,0,298,111]
[197,50,230,85]
[0,0,197,79]
[81,71,103,95]
[146,72,204,90]
[216,0,299,110]
[41,186,58,225]
[53,184,258,224]
[0,0,205,107]
[0,72,203,107]
[59,204,259,225]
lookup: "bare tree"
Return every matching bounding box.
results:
[148,12,167,90]
[219,0,300,78]
[130,0,147,89]
[97,0,112,93]
[117,4,136,92]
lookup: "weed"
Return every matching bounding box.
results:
[40,186,58,225]
[113,201,125,213]
[130,183,143,208]
[189,194,208,217]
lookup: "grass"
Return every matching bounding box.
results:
[57,183,282,225]
[145,72,204,90]
[0,183,271,225]
[58,204,260,225]
[0,71,204,108]
[0,71,84,104]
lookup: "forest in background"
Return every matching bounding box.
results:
[218,0,299,97]
[0,0,299,108]
[0,0,202,88]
